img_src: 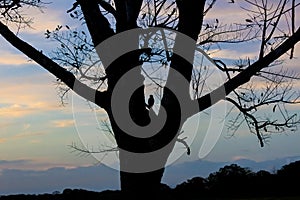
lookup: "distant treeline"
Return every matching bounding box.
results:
[1,160,300,200]
[173,160,300,199]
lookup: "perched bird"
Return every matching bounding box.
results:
[147,95,154,110]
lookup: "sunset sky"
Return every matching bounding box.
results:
[0,0,300,194]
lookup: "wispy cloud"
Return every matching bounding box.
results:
[21,6,67,35]
[0,164,119,195]
[232,155,249,161]
[0,122,12,129]
[0,130,48,145]
[0,159,32,166]
[0,159,71,172]
[205,2,248,22]
[0,102,58,118]
[29,139,41,144]
[0,72,66,119]
[0,52,31,66]
[13,131,46,139]
[209,46,259,60]
[0,138,7,144]
[51,119,74,128]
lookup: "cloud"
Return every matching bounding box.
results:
[52,119,74,128]
[0,130,48,145]
[0,159,32,167]
[0,138,7,144]
[205,5,246,24]
[0,164,119,195]
[13,131,46,139]
[0,122,12,129]
[0,71,66,119]
[209,47,259,61]
[0,155,299,195]
[21,6,67,35]
[0,103,37,118]
[0,72,56,100]
[232,155,249,161]
[0,52,30,66]
[0,160,34,173]
[0,102,58,118]
[0,159,79,172]
[29,139,41,144]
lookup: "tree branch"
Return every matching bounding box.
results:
[77,0,115,47]
[226,97,264,147]
[193,27,300,115]
[114,0,143,32]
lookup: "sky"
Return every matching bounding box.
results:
[0,0,300,195]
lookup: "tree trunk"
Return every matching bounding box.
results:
[119,165,165,196]
[103,1,207,193]
[77,1,203,195]
[107,104,179,195]
[117,130,176,198]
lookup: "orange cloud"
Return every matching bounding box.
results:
[0,104,34,118]
[0,74,57,102]
[0,138,7,144]
[29,139,41,144]
[0,52,30,66]
[20,6,66,34]
[0,122,12,129]
[0,73,66,118]
[13,131,46,139]
[209,48,258,60]
[0,102,59,118]
[232,155,249,161]
[51,119,75,128]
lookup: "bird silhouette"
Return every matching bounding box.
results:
[146,95,154,110]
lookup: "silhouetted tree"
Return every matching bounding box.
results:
[276,160,300,194]
[1,0,300,197]
[207,164,255,197]
[253,170,277,197]
[174,176,208,198]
